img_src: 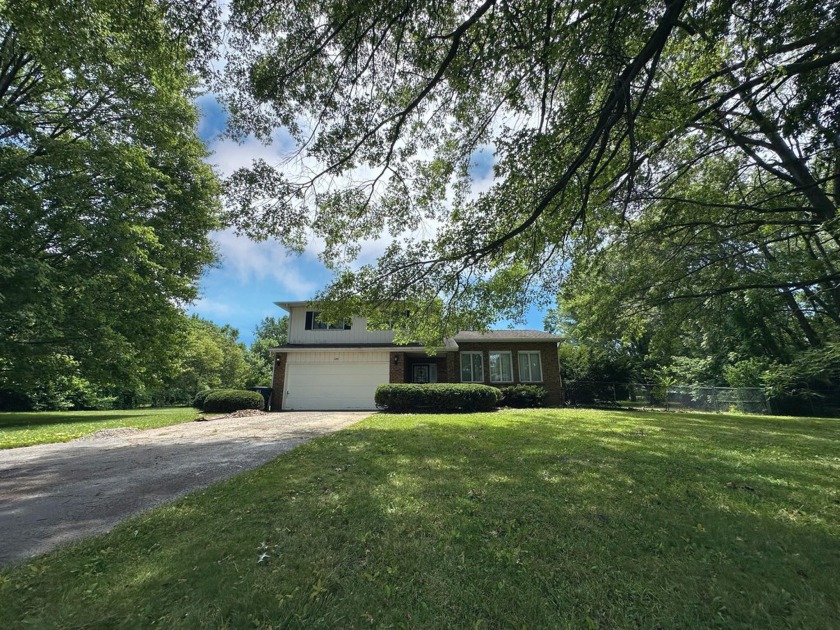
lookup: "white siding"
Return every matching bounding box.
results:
[287,306,397,345]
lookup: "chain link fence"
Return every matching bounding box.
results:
[564,381,770,414]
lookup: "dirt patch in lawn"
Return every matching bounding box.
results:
[74,427,143,441]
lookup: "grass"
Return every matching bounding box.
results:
[1,408,838,628]
[0,407,198,449]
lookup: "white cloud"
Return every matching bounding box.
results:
[203,127,330,296]
[190,296,237,316]
[212,229,321,298]
[206,131,296,177]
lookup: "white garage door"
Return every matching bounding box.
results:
[283,352,389,410]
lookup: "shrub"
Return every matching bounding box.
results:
[202,389,265,414]
[192,389,222,409]
[499,385,548,408]
[192,387,228,410]
[375,383,501,412]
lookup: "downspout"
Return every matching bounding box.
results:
[269,348,276,412]
[556,341,565,405]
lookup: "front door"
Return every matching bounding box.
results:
[412,363,437,383]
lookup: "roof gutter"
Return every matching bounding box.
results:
[269,346,449,354]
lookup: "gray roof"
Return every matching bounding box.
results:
[268,329,561,353]
[453,330,562,342]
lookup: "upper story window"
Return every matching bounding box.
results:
[364,310,411,331]
[304,311,351,331]
[460,351,484,383]
[489,351,513,383]
[518,351,543,382]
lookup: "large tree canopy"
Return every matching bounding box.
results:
[220,0,839,344]
[0,0,221,392]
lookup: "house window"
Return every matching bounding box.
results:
[518,351,543,382]
[304,311,351,331]
[489,351,513,383]
[460,352,484,383]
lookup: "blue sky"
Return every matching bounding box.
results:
[188,94,550,345]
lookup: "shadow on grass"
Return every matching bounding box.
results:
[615,407,840,439]
[1,409,838,628]
[0,439,303,566]
[0,412,155,430]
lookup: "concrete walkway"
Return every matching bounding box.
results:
[0,411,370,566]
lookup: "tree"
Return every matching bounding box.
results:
[0,0,221,395]
[164,316,250,398]
[551,167,840,381]
[2,314,255,411]
[244,316,289,386]
[219,0,839,345]
[546,307,644,383]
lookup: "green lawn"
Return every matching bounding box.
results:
[1,408,838,628]
[0,407,198,449]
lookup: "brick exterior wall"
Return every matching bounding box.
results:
[270,353,287,411]
[436,355,448,380]
[446,352,457,382]
[454,342,563,405]
[389,352,405,383]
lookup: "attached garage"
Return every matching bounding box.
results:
[281,351,389,410]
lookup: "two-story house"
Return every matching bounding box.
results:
[269,301,564,410]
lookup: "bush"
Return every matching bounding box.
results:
[375,383,501,412]
[499,385,548,408]
[192,388,222,409]
[202,389,265,414]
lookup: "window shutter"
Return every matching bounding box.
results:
[305,311,313,330]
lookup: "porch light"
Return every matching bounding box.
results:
[392,355,399,364]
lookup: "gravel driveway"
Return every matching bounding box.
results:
[0,411,370,567]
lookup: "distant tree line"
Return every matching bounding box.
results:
[548,299,840,415]
[0,315,288,411]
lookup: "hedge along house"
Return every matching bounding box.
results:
[269,301,564,411]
